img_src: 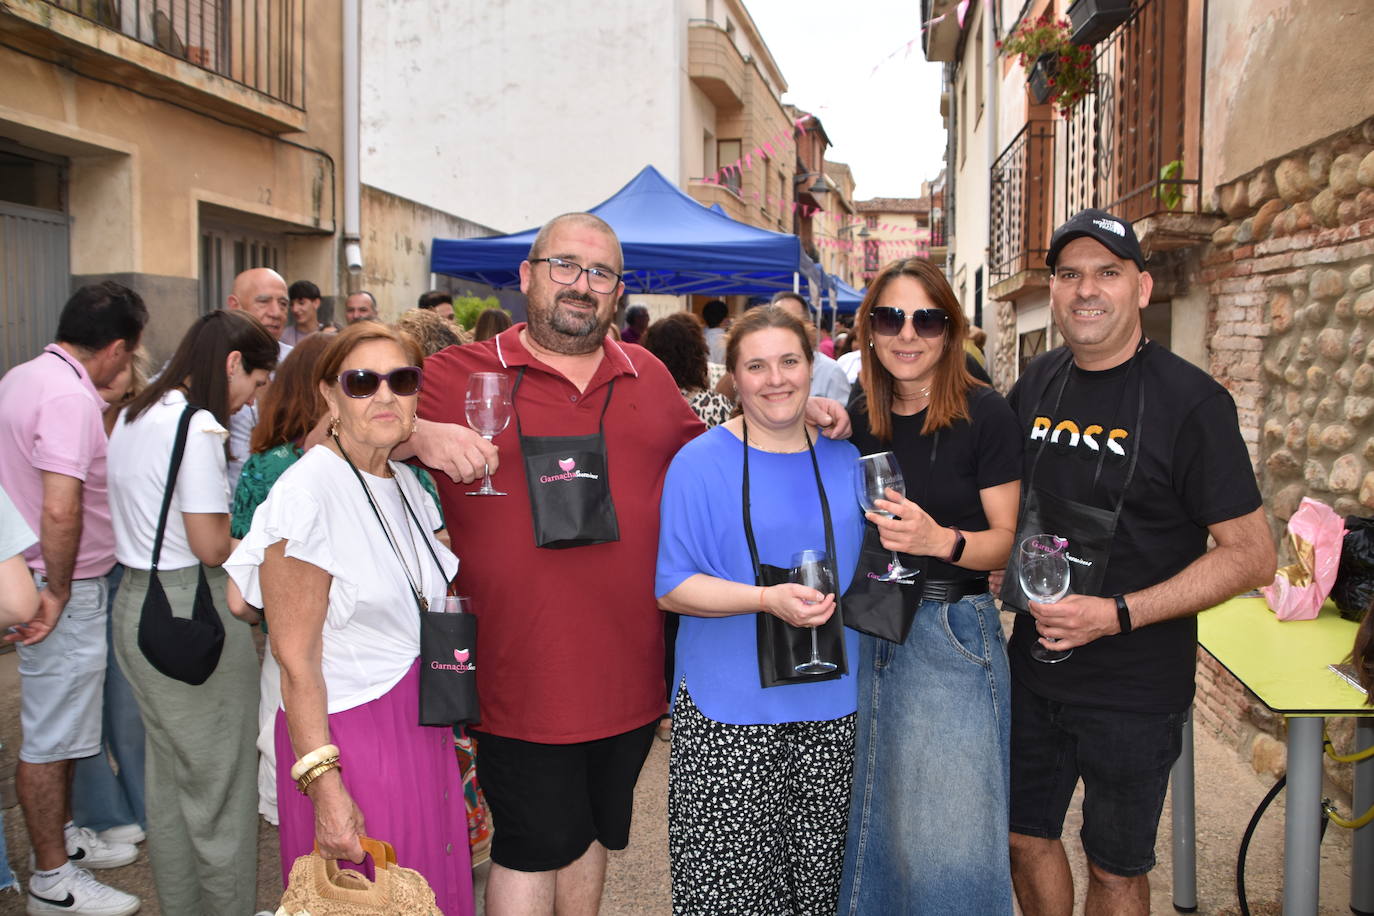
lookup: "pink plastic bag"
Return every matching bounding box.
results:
[1262,497,1346,621]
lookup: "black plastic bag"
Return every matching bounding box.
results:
[1331,515,1374,622]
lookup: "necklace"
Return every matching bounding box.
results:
[893,384,931,401]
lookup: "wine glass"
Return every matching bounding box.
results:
[854,452,919,583]
[464,372,511,496]
[1018,534,1073,663]
[790,549,838,675]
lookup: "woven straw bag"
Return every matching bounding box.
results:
[277,836,440,916]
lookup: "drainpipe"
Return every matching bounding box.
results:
[983,0,998,281]
[342,0,362,274]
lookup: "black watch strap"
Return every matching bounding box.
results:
[945,527,966,564]
[1114,594,1133,635]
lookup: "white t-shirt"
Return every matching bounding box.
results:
[836,349,863,385]
[226,446,459,714]
[704,327,727,365]
[108,390,231,571]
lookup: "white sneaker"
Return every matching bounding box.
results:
[94,825,145,847]
[27,867,140,915]
[64,826,138,869]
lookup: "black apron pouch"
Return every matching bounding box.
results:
[521,431,620,548]
[1001,487,1116,612]
[418,608,480,726]
[843,523,923,644]
[514,368,621,549]
[755,564,848,687]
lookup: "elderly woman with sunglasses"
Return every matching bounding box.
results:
[837,258,1023,915]
[227,322,474,915]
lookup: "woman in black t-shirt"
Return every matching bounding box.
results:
[837,258,1023,915]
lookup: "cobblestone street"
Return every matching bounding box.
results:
[0,625,1360,915]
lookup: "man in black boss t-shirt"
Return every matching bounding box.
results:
[1005,209,1275,916]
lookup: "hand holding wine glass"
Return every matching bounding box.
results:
[464,372,512,497]
[1018,534,1073,663]
[855,452,919,583]
[790,549,838,675]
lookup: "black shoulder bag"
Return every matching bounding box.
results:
[137,404,226,686]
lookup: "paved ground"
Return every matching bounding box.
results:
[0,627,1360,915]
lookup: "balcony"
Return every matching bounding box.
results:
[687,180,749,224]
[3,0,306,132]
[989,120,1056,295]
[1063,0,1212,249]
[688,21,746,110]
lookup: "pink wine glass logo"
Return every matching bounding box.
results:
[558,458,576,473]
[454,648,470,663]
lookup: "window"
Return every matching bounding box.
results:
[200,222,283,313]
[973,266,983,328]
[1019,328,1047,373]
[974,13,984,125]
[718,139,742,194]
[703,129,717,179]
[866,215,878,229]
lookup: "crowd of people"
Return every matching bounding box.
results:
[14,202,1373,916]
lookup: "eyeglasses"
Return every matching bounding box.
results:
[337,366,423,399]
[529,257,622,294]
[869,306,949,339]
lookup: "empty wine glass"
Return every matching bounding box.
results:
[855,452,919,583]
[464,372,511,496]
[790,549,838,675]
[1018,534,1073,663]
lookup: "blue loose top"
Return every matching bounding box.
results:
[655,424,864,725]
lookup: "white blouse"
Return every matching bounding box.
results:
[226,445,458,713]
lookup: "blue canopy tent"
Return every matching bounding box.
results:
[430,165,826,298]
[830,276,866,314]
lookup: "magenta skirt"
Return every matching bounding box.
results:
[275,660,474,915]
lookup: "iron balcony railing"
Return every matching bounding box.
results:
[989,119,1056,284]
[1064,0,1199,221]
[45,0,305,109]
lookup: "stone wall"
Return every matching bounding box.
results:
[1195,115,1374,795]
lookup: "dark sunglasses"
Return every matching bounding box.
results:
[869,306,949,339]
[337,366,423,399]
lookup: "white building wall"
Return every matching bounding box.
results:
[361,0,686,234]
[949,2,991,319]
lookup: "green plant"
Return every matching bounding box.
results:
[452,293,504,330]
[1000,15,1095,113]
[1154,159,1184,211]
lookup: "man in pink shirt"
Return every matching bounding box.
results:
[0,281,147,916]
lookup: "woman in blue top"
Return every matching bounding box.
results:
[656,306,863,916]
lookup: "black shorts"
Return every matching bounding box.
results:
[1008,685,1187,877]
[472,720,657,872]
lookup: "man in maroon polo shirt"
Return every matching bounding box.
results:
[407,213,700,915]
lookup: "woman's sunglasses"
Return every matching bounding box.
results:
[869,306,949,339]
[337,366,423,399]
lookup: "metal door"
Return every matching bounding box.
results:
[0,201,71,375]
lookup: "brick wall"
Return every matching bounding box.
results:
[1190,115,1374,796]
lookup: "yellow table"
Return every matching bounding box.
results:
[1171,597,1372,915]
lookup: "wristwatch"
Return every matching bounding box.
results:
[945,527,966,564]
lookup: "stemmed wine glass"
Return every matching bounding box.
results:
[1018,534,1073,663]
[790,549,838,675]
[855,452,919,584]
[464,372,512,497]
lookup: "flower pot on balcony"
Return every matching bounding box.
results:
[1028,54,1056,105]
[1069,0,1134,47]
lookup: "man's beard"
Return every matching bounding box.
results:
[528,290,612,355]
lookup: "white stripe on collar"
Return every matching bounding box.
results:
[609,339,640,378]
[495,333,509,368]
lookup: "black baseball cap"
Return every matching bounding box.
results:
[1045,208,1145,271]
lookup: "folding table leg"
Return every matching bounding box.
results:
[1171,708,1197,912]
[1283,716,1323,916]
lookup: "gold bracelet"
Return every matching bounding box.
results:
[290,744,341,782]
[295,757,341,795]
